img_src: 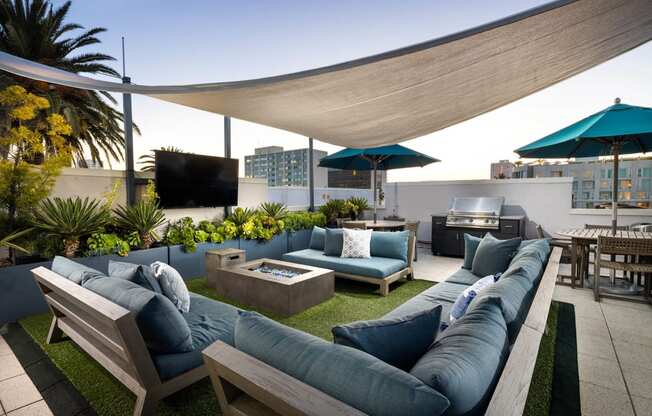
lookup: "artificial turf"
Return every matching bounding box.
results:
[19,279,566,416]
[20,278,434,416]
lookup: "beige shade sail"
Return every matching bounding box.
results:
[1,0,651,148]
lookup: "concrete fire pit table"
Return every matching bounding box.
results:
[215,258,334,316]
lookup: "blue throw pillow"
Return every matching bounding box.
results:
[332,305,442,371]
[410,297,509,416]
[463,234,482,269]
[51,256,102,285]
[309,226,326,250]
[108,260,162,293]
[324,228,344,256]
[449,274,498,322]
[370,231,409,262]
[235,311,450,416]
[83,276,193,354]
[471,233,522,277]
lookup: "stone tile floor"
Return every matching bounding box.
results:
[1,247,650,416]
[0,336,52,416]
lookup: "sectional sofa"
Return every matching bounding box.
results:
[204,237,562,416]
[282,227,415,296]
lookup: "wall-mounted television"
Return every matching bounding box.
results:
[155,151,238,208]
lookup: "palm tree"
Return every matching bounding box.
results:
[0,0,138,165]
[138,146,184,172]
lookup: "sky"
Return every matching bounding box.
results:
[52,0,652,181]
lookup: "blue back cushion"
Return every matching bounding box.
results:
[51,256,102,285]
[332,306,441,371]
[370,231,409,261]
[309,226,326,250]
[463,234,482,269]
[108,260,162,293]
[471,233,521,277]
[235,311,450,416]
[83,276,193,354]
[410,297,509,416]
[324,228,344,256]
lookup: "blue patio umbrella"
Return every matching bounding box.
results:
[318,144,440,222]
[515,99,652,233]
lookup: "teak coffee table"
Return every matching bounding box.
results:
[215,258,334,316]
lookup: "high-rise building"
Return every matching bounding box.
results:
[490,160,515,179]
[327,169,386,189]
[510,157,652,208]
[244,146,327,187]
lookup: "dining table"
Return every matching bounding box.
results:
[555,228,652,290]
[345,220,406,231]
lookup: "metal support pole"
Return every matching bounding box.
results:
[122,76,135,206]
[308,137,315,212]
[224,116,232,218]
[611,142,620,235]
[373,162,378,223]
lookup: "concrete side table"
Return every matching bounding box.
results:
[206,248,246,287]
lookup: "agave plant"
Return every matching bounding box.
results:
[319,199,346,222]
[113,201,166,249]
[347,197,370,220]
[0,228,32,254]
[32,197,109,257]
[258,202,288,220]
[227,207,256,227]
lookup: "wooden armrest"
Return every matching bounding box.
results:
[202,341,365,416]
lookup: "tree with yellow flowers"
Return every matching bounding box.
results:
[0,85,72,236]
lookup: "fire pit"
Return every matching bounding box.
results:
[215,258,334,316]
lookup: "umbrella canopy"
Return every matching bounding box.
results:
[515,99,652,233]
[319,145,440,222]
[318,145,440,170]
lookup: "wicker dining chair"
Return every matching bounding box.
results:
[536,224,575,286]
[594,236,652,303]
[404,221,420,261]
[585,223,631,282]
[342,221,367,230]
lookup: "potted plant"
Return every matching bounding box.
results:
[347,197,370,220]
[113,201,166,249]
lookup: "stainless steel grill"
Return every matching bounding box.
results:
[446,197,504,230]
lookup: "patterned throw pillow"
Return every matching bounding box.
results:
[341,229,373,258]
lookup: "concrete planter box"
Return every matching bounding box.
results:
[75,246,169,274]
[168,240,239,279]
[287,229,312,252]
[239,232,287,260]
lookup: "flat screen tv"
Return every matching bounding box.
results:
[155,151,238,208]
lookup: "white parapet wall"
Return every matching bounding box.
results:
[51,168,269,223]
[383,178,652,241]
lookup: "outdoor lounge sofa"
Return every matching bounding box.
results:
[31,260,243,416]
[204,239,562,416]
[282,227,415,296]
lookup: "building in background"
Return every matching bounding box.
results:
[244,146,327,187]
[509,157,652,208]
[77,158,104,168]
[327,169,386,189]
[490,159,515,179]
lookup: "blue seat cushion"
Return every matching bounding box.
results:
[410,297,509,416]
[324,228,344,256]
[235,311,450,416]
[108,261,162,293]
[152,293,241,380]
[332,305,442,371]
[471,233,521,277]
[445,268,481,286]
[309,226,326,250]
[282,249,407,278]
[51,256,102,285]
[83,276,193,354]
[463,234,482,269]
[370,231,409,262]
[471,269,533,341]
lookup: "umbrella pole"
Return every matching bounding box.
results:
[373,160,378,223]
[611,142,620,236]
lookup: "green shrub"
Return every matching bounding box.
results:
[163,217,198,252]
[284,211,327,232]
[240,212,285,241]
[86,233,130,257]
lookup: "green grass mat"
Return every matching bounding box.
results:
[20,278,433,416]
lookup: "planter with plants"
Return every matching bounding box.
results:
[284,211,326,251]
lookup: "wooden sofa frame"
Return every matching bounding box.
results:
[203,246,562,416]
[327,234,416,297]
[31,266,207,416]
